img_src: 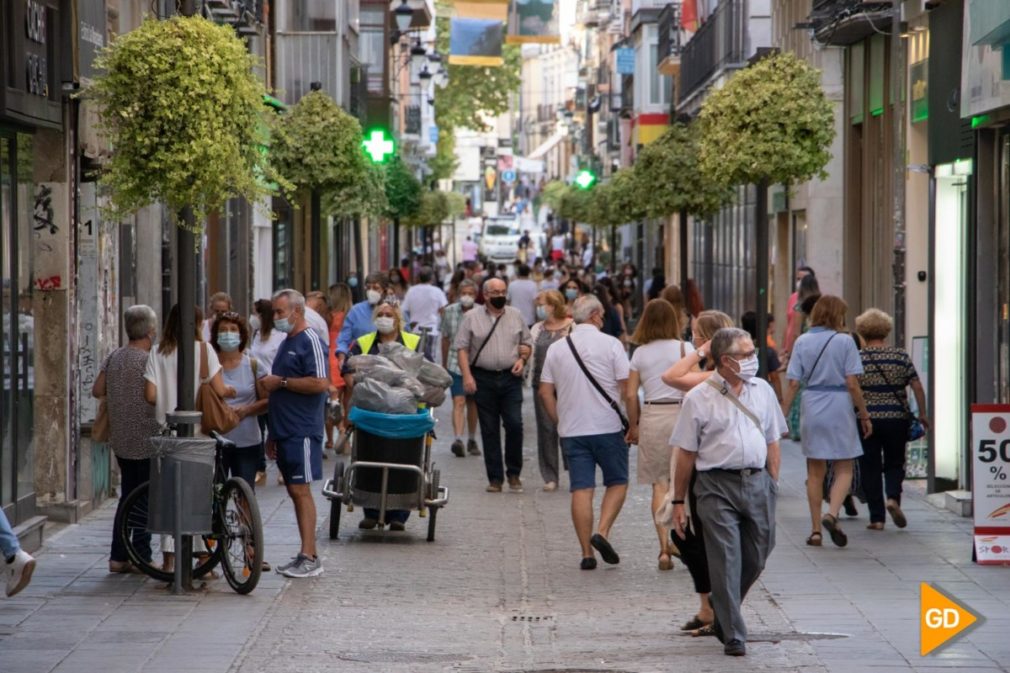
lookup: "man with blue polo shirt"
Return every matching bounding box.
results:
[263,289,329,579]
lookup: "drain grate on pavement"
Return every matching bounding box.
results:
[511,614,555,623]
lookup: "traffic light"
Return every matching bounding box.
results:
[363,128,395,163]
[574,169,596,190]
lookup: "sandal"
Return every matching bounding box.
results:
[680,615,711,631]
[691,623,718,638]
[822,513,848,547]
[867,522,885,531]
[806,531,822,546]
[658,553,674,571]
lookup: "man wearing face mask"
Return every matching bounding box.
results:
[668,327,787,657]
[336,273,390,365]
[441,280,481,457]
[454,278,533,492]
[262,289,330,578]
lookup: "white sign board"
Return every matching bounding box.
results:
[970,405,1010,564]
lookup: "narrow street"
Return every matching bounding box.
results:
[1,394,1007,673]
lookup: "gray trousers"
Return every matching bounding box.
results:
[532,384,562,484]
[695,468,777,643]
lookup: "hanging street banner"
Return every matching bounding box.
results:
[506,0,561,45]
[454,1,509,21]
[450,15,505,66]
[970,404,1010,564]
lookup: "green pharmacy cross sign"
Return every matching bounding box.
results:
[363,129,395,163]
[574,169,596,190]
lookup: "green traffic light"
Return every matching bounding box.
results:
[363,129,395,163]
[575,170,596,190]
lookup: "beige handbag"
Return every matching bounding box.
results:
[195,343,239,435]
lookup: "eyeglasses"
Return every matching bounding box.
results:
[485,290,506,297]
[725,350,756,360]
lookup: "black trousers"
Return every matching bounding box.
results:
[111,456,151,563]
[472,368,524,484]
[859,418,910,523]
[670,468,711,594]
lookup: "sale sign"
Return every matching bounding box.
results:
[970,405,1010,564]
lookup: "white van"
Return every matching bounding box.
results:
[479,216,521,264]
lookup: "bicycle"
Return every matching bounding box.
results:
[116,429,264,594]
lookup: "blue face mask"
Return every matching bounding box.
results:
[565,289,578,301]
[274,317,294,334]
[348,276,359,288]
[217,332,241,352]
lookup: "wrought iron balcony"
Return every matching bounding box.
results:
[657,2,682,76]
[678,0,746,106]
[349,64,368,124]
[275,32,340,105]
[205,0,263,35]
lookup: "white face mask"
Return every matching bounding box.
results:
[735,354,760,381]
[366,289,383,305]
[459,295,475,308]
[374,316,396,334]
[248,315,261,333]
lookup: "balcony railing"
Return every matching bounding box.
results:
[809,0,893,46]
[349,63,368,124]
[205,0,263,35]
[621,73,634,112]
[275,32,340,106]
[657,3,682,71]
[678,0,746,106]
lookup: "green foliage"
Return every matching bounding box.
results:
[444,191,467,219]
[428,130,459,181]
[89,16,274,226]
[633,123,732,218]
[383,156,423,220]
[404,190,452,228]
[539,180,568,211]
[599,169,645,226]
[271,90,371,217]
[698,52,835,187]
[557,186,594,224]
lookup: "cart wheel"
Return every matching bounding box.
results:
[329,461,345,540]
[426,506,438,542]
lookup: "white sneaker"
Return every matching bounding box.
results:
[5,550,35,597]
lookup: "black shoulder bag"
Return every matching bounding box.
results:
[469,313,504,370]
[566,335,629,434]
[868,356,925,441]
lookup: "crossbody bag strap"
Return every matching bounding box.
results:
[869,356,908,415]
[469,313,504,369]
[565,336,629,432]
[705,378,762,433]
[199,342,209,382]
[804,332,838,385]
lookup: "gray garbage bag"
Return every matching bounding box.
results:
[420,383,447,407]
[378,341,424,376]
[350,378,418,415]
[347,354,396,374]
[417,360,452,389]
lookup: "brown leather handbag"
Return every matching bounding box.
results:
[195,342,239,435]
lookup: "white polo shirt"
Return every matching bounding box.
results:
[668,372,787,471]
[540,324,630,438]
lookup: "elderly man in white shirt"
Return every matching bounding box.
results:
[669,327,787,658]
[401,266,448,361]
[539,295,631,571]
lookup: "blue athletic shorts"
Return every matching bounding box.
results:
[450,372,465,398]
[275,436,323,485]
[560,432,629,492]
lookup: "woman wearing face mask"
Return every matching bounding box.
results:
[342,301,421,530]
[659,309,734,635]
[562,279,585,316]
[781,295,872,549]
[211,313,269,492]
[529,290,573,491]
[388,268,409,301]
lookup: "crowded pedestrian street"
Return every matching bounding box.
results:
[1,391,1007,673]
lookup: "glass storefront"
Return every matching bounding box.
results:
[0,132,37,524]
[933,160,971,490]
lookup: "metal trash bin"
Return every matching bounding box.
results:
[147,436,216,534]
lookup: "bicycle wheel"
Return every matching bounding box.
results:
[119,481,220,583]
[218,477,263,594]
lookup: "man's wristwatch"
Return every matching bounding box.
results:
[281,377,288,388]
[671,499,685,505]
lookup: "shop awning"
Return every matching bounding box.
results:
[527,129,567,160]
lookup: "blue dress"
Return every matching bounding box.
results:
[786,327,864,460]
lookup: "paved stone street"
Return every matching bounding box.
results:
[2,394,1009,673]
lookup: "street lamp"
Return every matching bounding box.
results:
[394,0,413,33]
[418,64,433,82]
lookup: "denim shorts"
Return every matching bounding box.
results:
[560,432,629,491]
[450,372,465,398]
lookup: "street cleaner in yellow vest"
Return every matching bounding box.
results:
[342,299,421,530]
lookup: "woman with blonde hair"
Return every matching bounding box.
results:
[658,308,733,635]
[854,308,928,530]
[782,295,872,548]
[530,289,574,491]
[625,299,693,570]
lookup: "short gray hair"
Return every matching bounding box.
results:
[711,327,751,363]
[458,279,478,293]
[209,291,232,308]
[124,304,157,341]
[272,288,305,313]
[572,295,603,324]
[364,272,389,289]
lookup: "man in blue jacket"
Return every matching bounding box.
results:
[336,272,389,365]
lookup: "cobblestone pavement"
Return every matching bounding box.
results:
[2,393,1009,673]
